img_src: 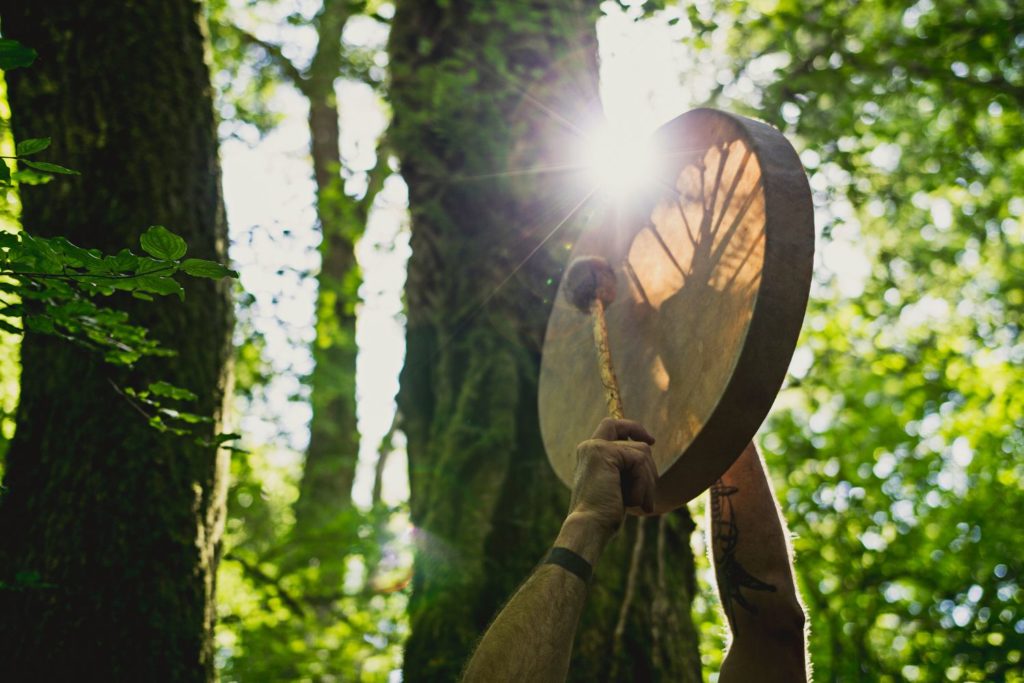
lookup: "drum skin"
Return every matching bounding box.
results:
[539,108,814,513]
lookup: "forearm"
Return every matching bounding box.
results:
[711,443,806,681]
[461,514,608,683]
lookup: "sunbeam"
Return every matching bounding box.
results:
[575,121,661,201]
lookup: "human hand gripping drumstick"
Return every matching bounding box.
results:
[562,256,657,519]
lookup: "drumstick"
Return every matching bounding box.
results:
[563,256,623,419]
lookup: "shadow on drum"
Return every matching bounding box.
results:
[538,108,807,510]
[612,129,766,481]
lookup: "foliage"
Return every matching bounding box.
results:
[689,0,1024,679]
[0,39,240,446]
[4,3,1021,681]
[215,445,409,680]
[0,39,36,72]
[206,0,387,139]
[0,51,23,464]
[0,204,240,441]
[0,225,235,362]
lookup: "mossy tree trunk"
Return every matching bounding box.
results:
[295,0,366,535]
[0,2,232,680]
[389,2,703,681]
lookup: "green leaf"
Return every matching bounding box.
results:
[0,160,10,185]
[148,381,198,401]
[194,433,246,451]
[15,137,50,156]
[21,160,79,175]
[214,432,242,444]
[139,226,187,260]
[11,168,55,185]
[103,249,140,273]
[160,408,210,424]
[17,233,63,272]
[134,257,174,275]
[0,303,26,317]
[136,274,185,300]
[51,300,97,319]
[0,40,36,70]
[49,237,102,268]
[180,258,238,279]
[24,316,56,334]
[0,319,22,334]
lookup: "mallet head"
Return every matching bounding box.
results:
[563,256,617,313]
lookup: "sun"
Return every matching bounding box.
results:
[576,121,661,201]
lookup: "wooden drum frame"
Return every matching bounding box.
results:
[539,108,814,513]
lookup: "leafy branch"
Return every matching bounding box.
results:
[0,226,237,364]
[0,135,79,185]
[0,38,242,448]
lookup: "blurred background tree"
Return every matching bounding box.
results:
[210,0,390,533]
[205,1,408,679]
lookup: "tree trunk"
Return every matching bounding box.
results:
[294,0,363,537]
[388,2,702,681]
[0,2,232,680]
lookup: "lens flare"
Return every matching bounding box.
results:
[577,122,660,200]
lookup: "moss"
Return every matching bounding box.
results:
[0,2,231,680]
[389,1,702,681]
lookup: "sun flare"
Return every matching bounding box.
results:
[576,122,661,200]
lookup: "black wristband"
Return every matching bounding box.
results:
[545,546,593,583]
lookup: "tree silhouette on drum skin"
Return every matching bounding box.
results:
[461,419,808,683]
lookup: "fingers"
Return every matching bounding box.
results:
[616,443,658,514]
[591,417,656,445]
[572,432,660,518]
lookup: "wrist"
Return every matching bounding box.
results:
[555,511,613,566]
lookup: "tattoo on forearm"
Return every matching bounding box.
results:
[710,479,776,631]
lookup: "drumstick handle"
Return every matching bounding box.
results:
[589,298,624,419]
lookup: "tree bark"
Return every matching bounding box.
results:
[293,0,363,541]
[0,2,232,680]
[389,2,702,681]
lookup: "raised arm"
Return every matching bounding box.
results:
[711,442,807,682]
[461,418,658,683]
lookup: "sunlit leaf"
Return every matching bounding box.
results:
[148,381,198,401]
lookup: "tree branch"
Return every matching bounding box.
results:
[356,135,393,224]
[306,0,359,92]
[234,28,306,88]
[610,516,646,679]
[225,551,308,618]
